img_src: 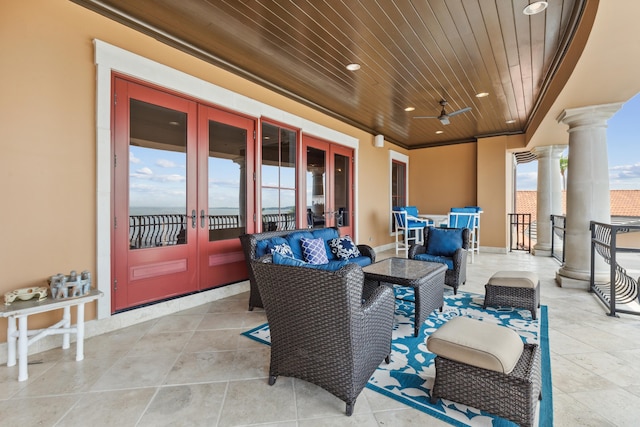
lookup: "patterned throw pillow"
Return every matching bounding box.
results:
[300,237,329,265]
[329,236,361,260]
[270,242,294,258]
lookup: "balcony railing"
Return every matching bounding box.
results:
[590,221,640,317]
[550,214,566,263]
[508,213,532,252]
[129,212,296,249]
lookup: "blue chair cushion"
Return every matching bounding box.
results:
[413,253,454,270]
[255,237,289,258]
[407,220,426,229]
[272,252,347,271]
[329,236,361,260]
[285,231,314,260]
[425,227,463,257]
[347,255,372,267]
[301,237,329,264]
[405,206,419,217]
[450,207,478,213]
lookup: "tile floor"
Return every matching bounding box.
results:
[2,250,640,426]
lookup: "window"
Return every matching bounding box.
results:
[261,122,298,230]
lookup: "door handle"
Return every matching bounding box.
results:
[191,209,197,229]
[201,210,206,228]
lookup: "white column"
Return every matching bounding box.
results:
[556,103,622,288]
[533,146,565,256]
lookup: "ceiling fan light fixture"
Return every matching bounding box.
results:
[523,1,548,15]
[346,63,361,71]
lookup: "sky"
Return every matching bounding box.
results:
[517,93,640,190]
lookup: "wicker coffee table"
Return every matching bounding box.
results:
[362,257,447,336]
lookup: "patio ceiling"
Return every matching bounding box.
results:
[72,0,589,149]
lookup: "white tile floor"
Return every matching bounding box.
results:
[2,250,640,426]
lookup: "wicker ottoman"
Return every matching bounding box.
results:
[427,317,542,427]
[483,270,540,319]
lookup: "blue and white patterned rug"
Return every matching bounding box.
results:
[242,288,552,427]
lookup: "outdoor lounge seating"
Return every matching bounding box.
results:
[251,255,395,416]
[483,270,540,319]
[448,207,481,262]
[427,316,542,427]
[392,206,431,256]
[239,227,376,310]
[408,226,470,294]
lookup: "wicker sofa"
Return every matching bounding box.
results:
[251,255,395,415]
[239,227,376,310]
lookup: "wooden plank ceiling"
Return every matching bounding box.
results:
[73,0,586,149]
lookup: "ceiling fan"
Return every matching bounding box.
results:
[413,99,472,125]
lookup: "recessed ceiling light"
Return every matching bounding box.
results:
[475,92,489,98]
[435,130,444,134]
[169,121,180,126]
[404,106,415,112]
[523,1,548,15]
[346,63,361,71]
[506,119,516,124]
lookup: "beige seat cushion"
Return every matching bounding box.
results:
[427,317,524,374]
[488,270,538,289]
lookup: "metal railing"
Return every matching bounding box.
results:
[508,213,531,252]
[550,215,566,263]
[590,221,640,317]
[130,212,296,248]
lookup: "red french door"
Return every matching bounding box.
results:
[112,77,255,312]
[197,105,255,289]
[303,135,354,237]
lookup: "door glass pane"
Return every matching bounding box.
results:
[333,153,350,227]
[261,123,297,230]
[208,121,247,241]
[128,99,187,249]
[306,146,326,229]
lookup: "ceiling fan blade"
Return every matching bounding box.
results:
[447,106,472,117]
[412,116,438,119]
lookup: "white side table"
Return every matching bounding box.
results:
[1,289,102,381]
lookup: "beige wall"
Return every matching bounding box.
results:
[477,135,524,250]
[0,0,515,341]
[0,0,400,339]
[408,143,477,214]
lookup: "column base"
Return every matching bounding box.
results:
[532,248,551,257]
[556,266,609,290]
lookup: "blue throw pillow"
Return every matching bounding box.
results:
[255,237,288,257]
[426,227,463,257]
[329,236,361,260]
[270,242,294,258]
[312,228,340,259]
[285,231,314,259]
[301,237,329,264]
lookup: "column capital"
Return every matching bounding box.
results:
[557,103,624,130]
[532,145,566,159]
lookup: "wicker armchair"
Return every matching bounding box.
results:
[251,256,395,416]
[239,228,376,310]
[409,227,470,294]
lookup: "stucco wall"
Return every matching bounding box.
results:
[0,0,396,338]
[408,143,477,214]
[1,0,501,342]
